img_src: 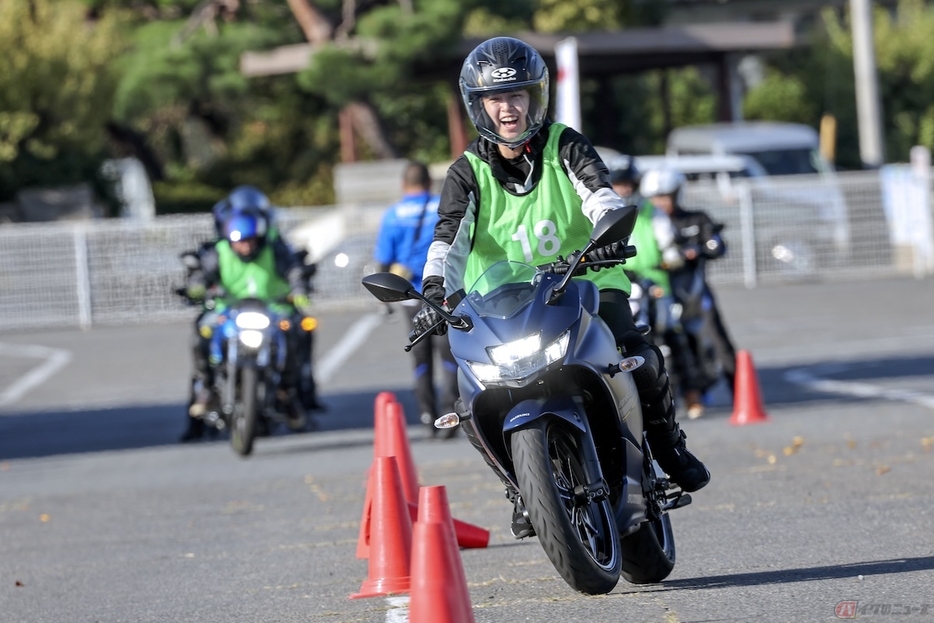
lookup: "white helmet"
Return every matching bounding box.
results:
[640,168,685,200]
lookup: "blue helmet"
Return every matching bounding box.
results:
[223,209,268,261]
[212,185,273,238]
[228,185,271,212]
[212,198,233,237]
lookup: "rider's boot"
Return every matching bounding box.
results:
[179,416,204,443]
[505,487,535,539]
[632,345,710,492]
[188,379,213,418]
[278,387,307,432]
[643,384,710,492]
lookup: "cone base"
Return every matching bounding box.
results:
[349,576,411,600]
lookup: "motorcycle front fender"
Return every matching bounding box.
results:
[502,396,586,435]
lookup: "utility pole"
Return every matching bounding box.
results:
[850,0,885,167]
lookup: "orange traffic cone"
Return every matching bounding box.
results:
[359,394,489,558]
[408,486,475,623]
[729,350,770,425]
[350,456,412,599]
[358,395,419,558]
[378,400,420,504]
[374,391,396,423]
[407,502,490,550]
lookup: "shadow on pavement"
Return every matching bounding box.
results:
[0,386,422,461]
[653,556,934,590]
[2,354,932,461]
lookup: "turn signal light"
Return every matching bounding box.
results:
[279,319,291,331]
[301,317,317,332]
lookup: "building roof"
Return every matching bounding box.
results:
[240,21,799,78]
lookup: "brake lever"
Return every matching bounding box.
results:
[405,318,446,352]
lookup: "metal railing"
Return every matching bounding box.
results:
[0,170,931,331]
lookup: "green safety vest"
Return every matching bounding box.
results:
[625,200,671,295]
[215,240,291,309]
[463,123,630,295]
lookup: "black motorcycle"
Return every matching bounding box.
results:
[363,207,691,594]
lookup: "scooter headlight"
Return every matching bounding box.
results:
[236,311,270,330]
[239,329,264,349]
[468,330,570,384]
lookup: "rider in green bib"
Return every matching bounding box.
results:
[609,157,707,419]
[416,37,710,538]
[185,207,311,428]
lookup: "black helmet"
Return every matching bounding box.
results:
[459,37,549,149]
[608,155,642,186]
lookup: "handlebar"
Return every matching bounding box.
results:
[537,245,636,275]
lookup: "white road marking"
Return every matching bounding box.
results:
[385,596,410,622]
[785,365,934,410]
[0,343,73,407]
[315,313,384,384]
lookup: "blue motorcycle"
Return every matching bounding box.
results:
[207,298,310,456]
[362,207,691,595]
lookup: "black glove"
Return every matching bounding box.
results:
[588,241,627,268]
[413,305,446,336]
[413,276,447,336]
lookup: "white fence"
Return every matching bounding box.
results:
[0,171,932,332]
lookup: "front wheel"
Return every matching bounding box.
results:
[511,418,621,595]
[230,367,258,457]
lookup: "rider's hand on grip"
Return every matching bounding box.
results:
[413,276,448,337]
[412,305,447,337]
[587,241,628,269]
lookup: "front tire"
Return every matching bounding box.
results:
[511,418,621,595]
[230,367,258,457]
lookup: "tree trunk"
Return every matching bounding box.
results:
[286,0,332,44]
[347,101,397,159]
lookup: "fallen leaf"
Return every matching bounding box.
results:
[1,462,9,471]
[39,514,50,523]
[15,580,23,587]
[846,440,857,449]
[783,446,796,456]
[767,454,777,464]
[922,437,933,453]
[876,465,891,475]
[792,436,805,448]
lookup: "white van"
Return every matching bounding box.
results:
[665,122,834,176]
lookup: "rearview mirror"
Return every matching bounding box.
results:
[361,272,417,303]
[590,204,637,248]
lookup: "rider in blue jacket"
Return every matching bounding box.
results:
[373,161,458,438]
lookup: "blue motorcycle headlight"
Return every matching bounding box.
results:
[488,333,542,366]
[468,330,570,384]
[235,311,270,330]
[239,329,264,349]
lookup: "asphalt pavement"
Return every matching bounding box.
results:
[1,276,933,622]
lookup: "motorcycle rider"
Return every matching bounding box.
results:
[640,168,738,415]
[415,37,710,538]
[181,205,312,439]
[373,160,459,438]
[609,157,706,419]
